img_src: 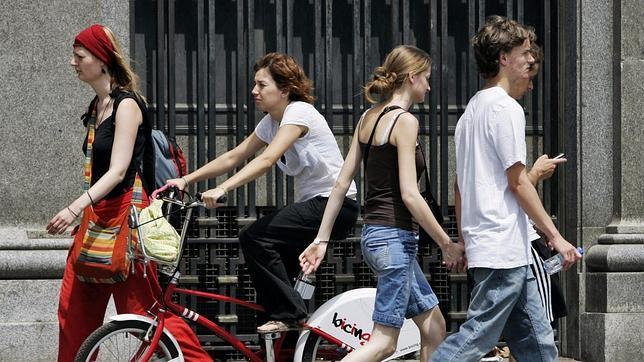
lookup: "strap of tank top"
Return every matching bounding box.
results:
[363,105,402,167]
[384,111,408,144]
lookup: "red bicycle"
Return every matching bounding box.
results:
[75,187,422,361]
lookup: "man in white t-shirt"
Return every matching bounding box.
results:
[431,16,581,362]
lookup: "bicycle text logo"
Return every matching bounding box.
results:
[331,312,371,345]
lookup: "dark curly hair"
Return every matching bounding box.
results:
[253,52,315,104]
[472,15,536,79]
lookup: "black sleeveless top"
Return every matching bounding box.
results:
[82,92,148,199]
[359,115,425,232]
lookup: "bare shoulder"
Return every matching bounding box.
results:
[114,97,143,125]
[116,97,141,113]
[390,112,419,146]
[396,111,419,126]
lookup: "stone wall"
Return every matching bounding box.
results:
[0,1,128,359]
[578,0,644,361]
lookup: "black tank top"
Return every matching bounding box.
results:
[360,115,425,232]
[82,92,147,199]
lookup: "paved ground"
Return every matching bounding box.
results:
[495,357,579,361]
[401,357,580,361]
[495,358,579,362]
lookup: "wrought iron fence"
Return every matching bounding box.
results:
[132,0,557,358]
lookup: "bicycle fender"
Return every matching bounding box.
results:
[108,314,185,361]
[293,288,420,361]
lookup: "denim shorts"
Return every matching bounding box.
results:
[361,224,439,328]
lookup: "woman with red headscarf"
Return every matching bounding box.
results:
[46,24,211,361]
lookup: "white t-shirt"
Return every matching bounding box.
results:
[254,101,357,202]
[455,86,532,269]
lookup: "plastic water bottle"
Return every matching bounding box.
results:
[294,272,315,300]
[543,247,584,275]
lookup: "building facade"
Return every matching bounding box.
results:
[0,1,641,361]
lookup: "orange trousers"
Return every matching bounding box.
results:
[57,192,212,361]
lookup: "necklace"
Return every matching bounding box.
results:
[95,97,114,127]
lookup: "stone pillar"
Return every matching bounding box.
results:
[0,1,129,359]
[581,0,644,361]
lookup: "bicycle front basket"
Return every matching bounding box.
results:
[138,199,181,264]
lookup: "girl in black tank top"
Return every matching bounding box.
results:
[299,45,464,361]
[359,109,425,232]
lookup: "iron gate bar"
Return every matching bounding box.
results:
[286,0,294,54]
[361,0,372,207]
[276,0,283,52]
[402,0,410,45]
[156,0,165,132]
[247,0,257,218]
[168,0,176,139]
[325,0,333,130]
[274,1,286,210]
[285,0,295,205]
[195,0,206,234]
[468,0,477,99]
[236,0,246,217]
[440,0,449,215]
[429,0,439,197]
[207,0,217,188]
[197,0,206,196]
[542,0,554,212]
[391,0,399,45]
[352,0,363,210]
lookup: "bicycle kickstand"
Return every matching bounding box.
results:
[259,331,281,362]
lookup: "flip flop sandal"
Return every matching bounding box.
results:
[257,320,292,333]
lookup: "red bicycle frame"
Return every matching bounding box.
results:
[132,192,347,361]
[140,276,344,362]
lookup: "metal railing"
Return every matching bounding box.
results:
[132,0,557,357]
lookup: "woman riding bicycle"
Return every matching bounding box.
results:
[299,45,465,361]
[166,52,359,333]
[45,24,211,361]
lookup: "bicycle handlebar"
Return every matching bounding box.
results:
[150,185,227,208]
[195,192,227,204]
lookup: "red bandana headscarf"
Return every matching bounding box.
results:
[73,24,115,67]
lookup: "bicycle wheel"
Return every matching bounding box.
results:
[75,320,180,362]
[300,332,349,361]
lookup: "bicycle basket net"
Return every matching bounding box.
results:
[138,199,180,263]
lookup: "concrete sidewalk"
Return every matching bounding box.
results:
[401,358,580,361]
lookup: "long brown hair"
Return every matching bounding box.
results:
[102,26,143,99]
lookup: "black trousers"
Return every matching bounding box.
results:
[239,195,359,321]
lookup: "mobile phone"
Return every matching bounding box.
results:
[553,153,565,159]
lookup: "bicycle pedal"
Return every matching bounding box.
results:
[259,331,282,340]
